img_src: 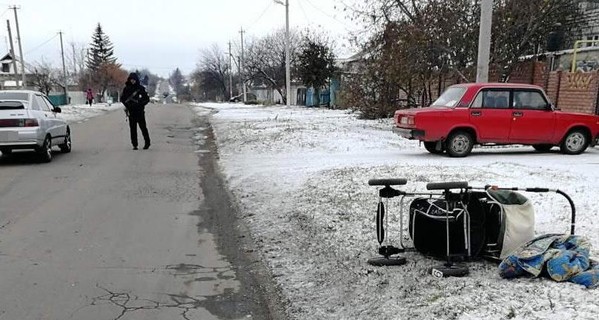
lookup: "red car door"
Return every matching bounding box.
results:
[508,90,556,143]
[469,89,512,143]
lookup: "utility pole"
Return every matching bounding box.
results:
[10,5,25,88]
[59,31,68,104]
[228,41,233,100]
[476,0,493,83]
[274,0,291,106]
[284,0,290,106]
[6,20,18,86]
[71,42,77,76]
[239,27,247,102]
[238,56,242,99]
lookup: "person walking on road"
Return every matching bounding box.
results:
[120,73,151,150]
[86,88,94,106]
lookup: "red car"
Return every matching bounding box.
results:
[394,83,599,157]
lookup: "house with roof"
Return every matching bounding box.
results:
[0,52,35,89]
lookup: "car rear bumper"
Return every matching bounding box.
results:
[0,128,43,149]
[393,126,425,139]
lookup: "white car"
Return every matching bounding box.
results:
[0,90,71,162]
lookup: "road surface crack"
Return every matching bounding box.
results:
[92,284,203,320]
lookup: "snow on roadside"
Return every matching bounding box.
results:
[58,103,124,123]
[193,102,599,320]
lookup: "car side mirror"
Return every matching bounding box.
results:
[53,107,62,113]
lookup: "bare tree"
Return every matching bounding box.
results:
[66,41,87,80]
[244,29,301,104]
[491,0,583,78]
[193,43,230,101]
[29,59,61,95]
[341,0,582,118]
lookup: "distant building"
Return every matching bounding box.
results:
[0,52,34,89]
[580,1,599,46]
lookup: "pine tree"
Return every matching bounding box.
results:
[86,23,116,71]
[169,68,185,96]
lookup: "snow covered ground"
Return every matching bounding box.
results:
[58,102,125,123]
[50,101,599,319]
[193,102,599,320]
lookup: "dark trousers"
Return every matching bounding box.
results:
[128,112,150,147]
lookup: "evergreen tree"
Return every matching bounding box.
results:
[82,23,123,99]
[297,39,336,106]
[169,68,185,96]
[86,23,116,71]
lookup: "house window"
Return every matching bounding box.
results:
[586,35,599,47]
[1,63,9,73]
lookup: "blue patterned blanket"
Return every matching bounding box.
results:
[498,234,599,288]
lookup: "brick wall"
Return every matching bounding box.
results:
[505,60,599,115]
[413,60,599,115]
[550,71,599,114]
[545,71,561,106]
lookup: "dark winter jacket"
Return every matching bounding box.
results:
[120,73,150,116]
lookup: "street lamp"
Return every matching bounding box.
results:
[274,0,291,106]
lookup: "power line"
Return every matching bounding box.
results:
[120,63,182,71]
[246,1,274,32]
[24,33,59,55]
[296,0,312,24]
[300,0,353,29]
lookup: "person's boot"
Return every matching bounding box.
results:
[143,142,150,150]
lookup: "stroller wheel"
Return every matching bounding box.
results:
[367,256,407,266]
[429,264,469,278]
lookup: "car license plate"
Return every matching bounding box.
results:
[0,131,18,141]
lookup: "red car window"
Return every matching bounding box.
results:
[471,90,510,109]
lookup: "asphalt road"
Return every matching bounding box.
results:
[0,104,281,320]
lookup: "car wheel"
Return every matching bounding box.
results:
[532,144,553,152]
[560,130,589,155]
[445,131,474,157]
[37,136,52,163]
[59,130,72,153]
[424,141,444,154]
[0,147,12,156]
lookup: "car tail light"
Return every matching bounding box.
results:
[23,118,39,127]
[399,115,415,126]
[0,118,39,127]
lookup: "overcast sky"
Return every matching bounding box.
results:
[1,0,359,78]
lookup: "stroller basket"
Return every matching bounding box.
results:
[409,189,537,260]
[409,193,488,259]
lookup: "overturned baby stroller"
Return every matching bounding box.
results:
[367,179,576,278]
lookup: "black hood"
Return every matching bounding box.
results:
[127,72,140,83]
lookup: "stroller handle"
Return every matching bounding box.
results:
[368,178,408,186]
[426,181,469,190]
[473,186,576,235]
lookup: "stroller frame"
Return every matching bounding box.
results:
[367,179,577,277]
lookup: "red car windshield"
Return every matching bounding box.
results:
[431,87,466,108]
